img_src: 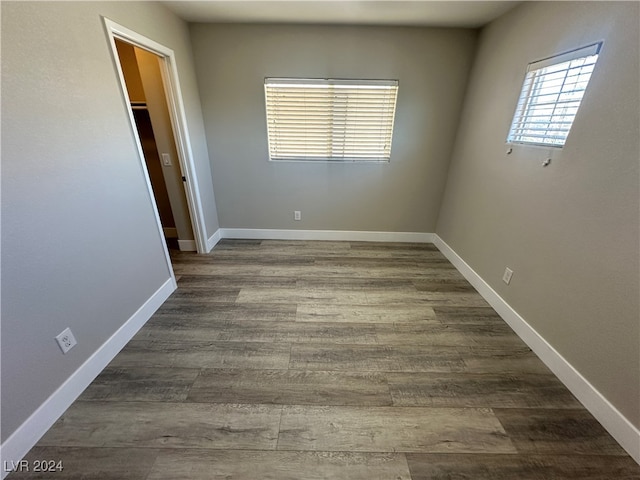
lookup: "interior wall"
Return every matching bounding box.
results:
[135,46,195,242]
[115,39,146,103]
[437,1,639,428]
[1,0,217,442]
[133,109,177,230]
[190,23,477,232]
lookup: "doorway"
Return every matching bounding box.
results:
[115,38,194,252]
[103,18,209,259]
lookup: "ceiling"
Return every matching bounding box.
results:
[163,1,521,28]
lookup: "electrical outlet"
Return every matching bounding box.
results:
[294,211,301,221]
[55,327,77,354]
[502,267,514,285]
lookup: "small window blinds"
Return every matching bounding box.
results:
[264,78,399,162]
[507,42,602,147]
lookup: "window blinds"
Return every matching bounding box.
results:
[507,43,601,147]
[264,78,399,161]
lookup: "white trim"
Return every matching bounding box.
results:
[177,239,197,251]
[156,51,207,254]
[219,228,434,243]
[102,18,208,254]
[433,234,640,464]
[163,227,178,238]
[0,279,176,478]
[206,229,222,252]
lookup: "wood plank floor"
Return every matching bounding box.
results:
[9,240,640,479]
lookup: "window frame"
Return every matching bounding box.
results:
[506,42,602,148]
[264,77,399,163]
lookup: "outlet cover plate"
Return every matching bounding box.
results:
[502,267,514,285]
[55,327,77,354]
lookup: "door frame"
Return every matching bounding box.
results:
[103,17,208,254]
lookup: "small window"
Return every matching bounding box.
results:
[264,78,398,162]
[507,42,602,147]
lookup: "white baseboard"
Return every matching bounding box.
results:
[177,239,197,251]
[0,278,176,478]
[206,229,222,252]
[219,228,434,243]
[432,234,640,464]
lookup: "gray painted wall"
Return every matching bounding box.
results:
[190,24,477,232]
[1,1,218,441]
[437,1,639,427]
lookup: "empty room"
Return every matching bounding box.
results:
[1,1,639,478]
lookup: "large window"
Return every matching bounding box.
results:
[264,78,399,162]
[507,43,601,147]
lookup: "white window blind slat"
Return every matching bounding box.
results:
[265,78,399,162]
[507,43,601,147]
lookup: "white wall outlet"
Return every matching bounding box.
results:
[161,153,172,166]
[55,327,77,354]
[294,210,301,221]
[502,267,514,285]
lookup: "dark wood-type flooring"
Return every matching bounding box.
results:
[9,240,640,479]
